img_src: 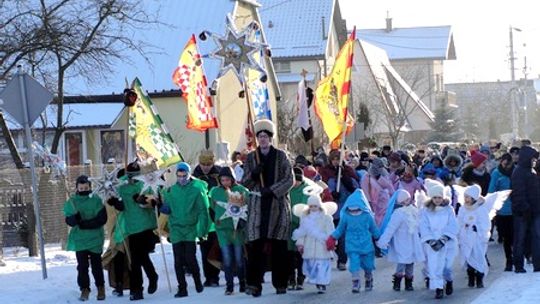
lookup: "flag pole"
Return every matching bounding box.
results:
[243,80,265,187]
[154,205,172,292]
[335,27,356,193]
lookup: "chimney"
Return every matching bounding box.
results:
[385,11,392,32]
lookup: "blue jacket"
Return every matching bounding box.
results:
[488,166,513,216]
[332,190,380,254]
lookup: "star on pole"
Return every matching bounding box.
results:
[216,200,248,230]
[89,167,125,200]
[133,169,168,195]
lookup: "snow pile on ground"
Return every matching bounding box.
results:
[471,263,540,304]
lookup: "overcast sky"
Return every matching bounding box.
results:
[340,0,540,83]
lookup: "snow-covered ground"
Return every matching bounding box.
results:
[1,243,539,303]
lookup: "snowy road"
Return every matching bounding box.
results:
[0,240,535,303]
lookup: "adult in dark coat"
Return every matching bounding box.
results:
[460,151,491,195]
[511,145,540,272]
[242,119,294,297]
[192,150,222,287]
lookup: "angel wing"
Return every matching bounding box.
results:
[415,190,429,208]
[292,203,308,218]
[450,184,467,206]
[302,178,323,196]
[481,190,511,220]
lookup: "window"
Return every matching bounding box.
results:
[65,132,83,166]
[100,130,125,164]
[274,61,291,73]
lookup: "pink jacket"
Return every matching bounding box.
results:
[361,174,395,226]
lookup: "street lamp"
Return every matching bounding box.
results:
[509,26,522,139]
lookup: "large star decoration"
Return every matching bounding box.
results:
[216,199,248,230]
[89,167,125,200]
[206,17,267,84]
[133,169,167,195]
[32,141,66,178]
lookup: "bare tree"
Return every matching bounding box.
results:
[0,0,163,158]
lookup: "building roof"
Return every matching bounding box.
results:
[259,0,334,58]
[5,103,125,130]
[276,72,316,83]
[356,25,456,61]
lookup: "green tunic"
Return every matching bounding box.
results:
[114,180,157,244]
[161,178,210,243]
[63,194,105,254]
[208,184,249,247]
[288,181,309,250]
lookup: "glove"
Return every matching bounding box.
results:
[107,197,120,206]
[326,236,337,251]
[133,194,147,205]
[66,212,81,227]
[260,187,274,199]
[472,225,477,232]
[331,191,340,201]
[430,240,445,251]
[251,163,264,180]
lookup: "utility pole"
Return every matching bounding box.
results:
[509,26,521,140]
[523,56,529,138]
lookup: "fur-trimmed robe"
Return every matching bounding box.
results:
[242,146,294,241]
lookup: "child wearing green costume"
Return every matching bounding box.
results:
[64,175,107,301]
[209,167,250,295]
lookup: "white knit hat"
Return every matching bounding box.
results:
[307,195,322,208]
[427,183,445,198]
[396,189,411,204]
[464,184,482,201]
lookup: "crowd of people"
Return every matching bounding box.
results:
[62,120,540,301]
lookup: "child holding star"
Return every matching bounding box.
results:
[208,167,250,295]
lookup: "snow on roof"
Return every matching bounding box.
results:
[259,0,334,58]
[356,26,455,61]
[5,103,125,130]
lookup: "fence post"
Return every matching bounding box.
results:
[26,200,37,257]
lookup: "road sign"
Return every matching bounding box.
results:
[0,73,53,126]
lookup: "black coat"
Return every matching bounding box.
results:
[461,164,491,196]
[511,146,540,215]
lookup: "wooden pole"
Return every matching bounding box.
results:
[301,69,315,156]
[243,81,264,187]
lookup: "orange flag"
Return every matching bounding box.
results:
[172,35,218,131]
[314,30,355,149]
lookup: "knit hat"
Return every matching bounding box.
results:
[470,150,487,168]
[389,152,401,163]
[464,184,481,201]
[293,167,304,182]
[360,151,370,162]
[427,183,445,198]
[76,175,90,186]
[126,161,141,173]
[307,195,322,208]
[294,155,310,167]
[369,157,384,177]
[254,119,275,137]
[303,165,318,180]
[329,149,340,161]
[218,166,236,182]
[199,149,215,165]
[396,189,411,204]
[176,162,191,173]
[500,152,513,163]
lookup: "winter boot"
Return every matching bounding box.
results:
[392,275,402,291]
[352,279,360,293]
[424,277,430,289]
[129,290,143,301]
[435,288,444,299]
[404,277,414,291]
[112,283,123,297]
[174,286,188,298]
[79,288,90,301]
[225,285,234,295]
[194,276,204,293]
[365,278,373,291]
[287,276,296,290]
[504,261,513,272]
[338,262,347,271]
[475,272,484,288]
[467,266,476,287]
[445,281,453,295]
[148,274,158,294]
[239,280,246,293]
[296,275,305,290]
[97,286,106,301]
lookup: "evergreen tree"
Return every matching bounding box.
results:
[428,102,460,142]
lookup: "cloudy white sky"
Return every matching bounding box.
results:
[340,0,540,83]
